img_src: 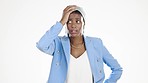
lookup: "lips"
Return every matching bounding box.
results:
[69,30,77,34]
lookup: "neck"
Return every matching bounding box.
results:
[70,35,84,45]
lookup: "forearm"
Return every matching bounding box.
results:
[101,42,123,82]
[104,62,123,83]
[36,22,63,55]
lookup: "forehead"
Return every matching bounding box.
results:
[68,13,82,20]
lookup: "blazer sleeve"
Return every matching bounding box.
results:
[100,39,123,83]
[36,22,63,55]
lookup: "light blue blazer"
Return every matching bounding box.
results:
[36,22,123,83]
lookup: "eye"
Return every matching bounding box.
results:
[67,20,72,24]
[76,20,81,24]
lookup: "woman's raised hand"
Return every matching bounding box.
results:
[60,5,77,26]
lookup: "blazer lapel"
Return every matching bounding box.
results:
[61,36,70,64]
[84,36,96,79]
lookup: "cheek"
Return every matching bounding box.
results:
[66,25,71,30]
[77,25,83,30]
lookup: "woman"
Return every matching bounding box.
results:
[36,5,123,83]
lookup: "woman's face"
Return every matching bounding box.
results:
[66,13,84,37]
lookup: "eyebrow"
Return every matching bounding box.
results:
[75,18,81,20]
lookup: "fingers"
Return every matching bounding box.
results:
[64,5,77,14]
[64,5,77,11]
[60,5,77,26]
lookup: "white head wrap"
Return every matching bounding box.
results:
[75,6,85,21]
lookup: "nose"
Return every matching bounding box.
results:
[71,22,76,28]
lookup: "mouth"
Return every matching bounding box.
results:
[69,30,78,34]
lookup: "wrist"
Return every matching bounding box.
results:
[60,20,65,26]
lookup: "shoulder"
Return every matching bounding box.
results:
[85,36,103,43]
[85,36,104,48]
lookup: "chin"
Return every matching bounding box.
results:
[69,33,82,37]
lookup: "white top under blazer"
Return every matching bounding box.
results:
[66,51,93,83]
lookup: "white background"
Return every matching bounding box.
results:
[0,0,148,83]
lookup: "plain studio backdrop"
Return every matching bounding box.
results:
[0,0,148,83]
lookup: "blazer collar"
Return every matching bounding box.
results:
[61,35,94,62]
[61,36,70,64]
[84,36,96,78]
